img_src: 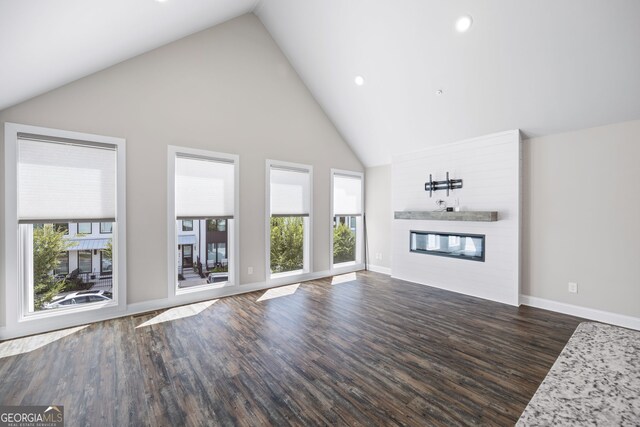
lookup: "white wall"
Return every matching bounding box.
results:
[392,130,521,306]
[364,165,392,272]
[523,120,640,319]
[0,14,363,329]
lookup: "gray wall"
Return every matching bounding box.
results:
[365,165,391,270]
[0,13,363,326]
[522,119,640,317]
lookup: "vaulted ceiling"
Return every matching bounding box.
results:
[2,0,639,166]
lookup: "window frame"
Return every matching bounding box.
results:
[330,169,365,271]
[77,222,92,235]
[167,145,239,300]
[182,220,193,232]
[3,122,127,337]
[265,159,313,284]
[100,250,113,275]
[77,250,93,274]
[55,251,70,276]
[100,222,113,234]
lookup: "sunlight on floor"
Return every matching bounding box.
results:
[331,272,357,285]
[0,325,88,359]
[257,283,300,302]
[136,300,218,328]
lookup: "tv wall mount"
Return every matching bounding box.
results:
[424,172,463,197]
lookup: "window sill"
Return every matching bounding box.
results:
[175,280,236,296]
[332,261,358,269]
[19,300,121,323]
[270,269,305,280]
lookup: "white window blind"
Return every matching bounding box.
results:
[175,155,235,219]
[17,136,117,223]
[270,167,310,216]
[333,174,362,216]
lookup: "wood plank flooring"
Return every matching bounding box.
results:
[0,271,583,426]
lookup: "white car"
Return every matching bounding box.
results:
[44,290,113,309]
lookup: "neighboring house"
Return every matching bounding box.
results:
[54,222,113,278]
[177,219,228,274]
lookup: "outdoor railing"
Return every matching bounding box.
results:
[73,272,113,291]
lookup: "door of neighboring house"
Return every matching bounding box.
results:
[182,244,193,268]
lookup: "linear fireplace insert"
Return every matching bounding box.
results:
[410,231,485,262]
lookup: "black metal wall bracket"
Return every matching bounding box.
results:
[424,172,463,197]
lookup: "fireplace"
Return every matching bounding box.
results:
[410,231,485,262]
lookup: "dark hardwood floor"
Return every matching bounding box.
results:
[0,271,583,426]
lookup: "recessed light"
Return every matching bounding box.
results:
[455,15,473,33]
[354,75,365,86]
[155,0,169,3]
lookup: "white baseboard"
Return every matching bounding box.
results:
[0,265,365,341]
[367,264,391,275]
[520,295,640,331]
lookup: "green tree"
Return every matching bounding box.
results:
[33,224,72,308]
[333,221,356,263]
[270,217,304,273]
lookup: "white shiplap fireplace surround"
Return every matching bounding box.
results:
[392,130,521,306]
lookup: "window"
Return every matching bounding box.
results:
[55,223,69,235]
[4,122,125,329]
[331,171,364,267]
[77,222,92,234]
[78,250,93,273]
[54,252,69,276]
[267,161,312,278]
[207,219,227,232]
[100,250,112,274]
[207,242,227,267]
[100,222,112,234]
[168,146,238,295]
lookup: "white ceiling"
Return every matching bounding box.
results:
[0,0,257,111]
[1,1,639,166]
[256,0,640,166]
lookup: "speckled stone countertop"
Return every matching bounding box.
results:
[517,322,640,426]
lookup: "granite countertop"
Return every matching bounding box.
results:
[517,322,640,426]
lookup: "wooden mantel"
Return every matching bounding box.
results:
[394,211,498,222]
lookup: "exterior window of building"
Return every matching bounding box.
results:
[207,242,227,266]
[170,147,237,293]
[100,250,112,274]
[77,222,92,234]
[100,222,112,234]
[55,223,69,235]
[6,123,124,321]
[268,162,312,277]
[78,250,92,273]
[54,252,69,276]
[206,219,227,232]
[332,171,363,267]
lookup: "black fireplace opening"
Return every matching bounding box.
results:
[410,231,485,262]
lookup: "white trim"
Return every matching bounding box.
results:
[0,264,365,340]
[520,295,640,331]
[330,169,364,271]
[265,159,313,284]
[4,123,127,334]
[367,265,391,275]
[166,146,240,301]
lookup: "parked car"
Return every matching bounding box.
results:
[206,272,229,284]
[43,290,113,309]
